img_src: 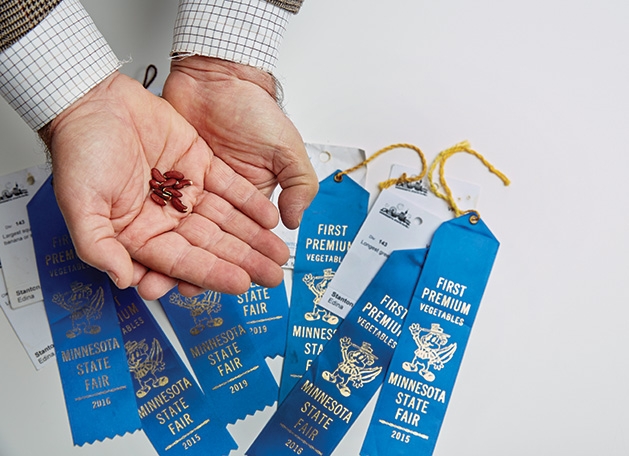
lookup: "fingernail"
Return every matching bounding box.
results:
[106,271,119,286]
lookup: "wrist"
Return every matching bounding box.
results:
[170,56,278,100]
[38,72,121,153]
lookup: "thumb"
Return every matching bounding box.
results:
[271,132,319,228]
[64,213,135,289]
[277,177,319,229]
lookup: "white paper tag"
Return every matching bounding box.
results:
[318,165,481,319]
[0,165,50,308]
[272,143,367,269]
[389,163,480,218]
[0,265,55,369]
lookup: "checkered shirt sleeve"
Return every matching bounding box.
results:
[0,0,120,131]
[171,0,291,73]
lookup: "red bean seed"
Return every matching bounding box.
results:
[164,170,185,180]
[173,179,192,189]
[152,188,171,201]
[171,197,188,213]
[149,179,161,189]
[150,193,166,206]
[163,187,182,198]
[151,168,165,182]
[161,178,178,188]
[162,179,177,188]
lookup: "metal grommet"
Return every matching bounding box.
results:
[334,173,344,183]
[467,210,480,224]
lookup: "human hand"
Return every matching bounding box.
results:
[163,56,318,229]
[41,71,289,299]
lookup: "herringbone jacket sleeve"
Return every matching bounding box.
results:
[265,0,303,13]
[0,0,63,52]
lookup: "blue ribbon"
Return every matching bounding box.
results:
[160,288,278,424]
[27,176,140,445]
[112,286,236,456]
[248,248,427,455]
[280,171,369,403]
[234,281,289,358]
[361,214,500,455]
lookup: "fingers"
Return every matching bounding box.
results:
[128,262,218,301]
[129,204,285,295]
[204,156,280,230]
[193,191,289,266]
[176,281,208,298]
[132,264,205,300]
[134,269,179,301]
[131,260,150,286]
[174,208,286,288]
[129,197,286,298]
[129,228,251,295]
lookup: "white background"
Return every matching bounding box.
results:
[1,0,629,455]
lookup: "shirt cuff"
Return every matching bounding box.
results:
[0,0,121,131]
[171,0,290,73]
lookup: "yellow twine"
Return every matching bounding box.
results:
[428,141,510,220]
[334,143,427,190]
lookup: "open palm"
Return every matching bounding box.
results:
[163,56,318,229]
[46,72,288,299]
